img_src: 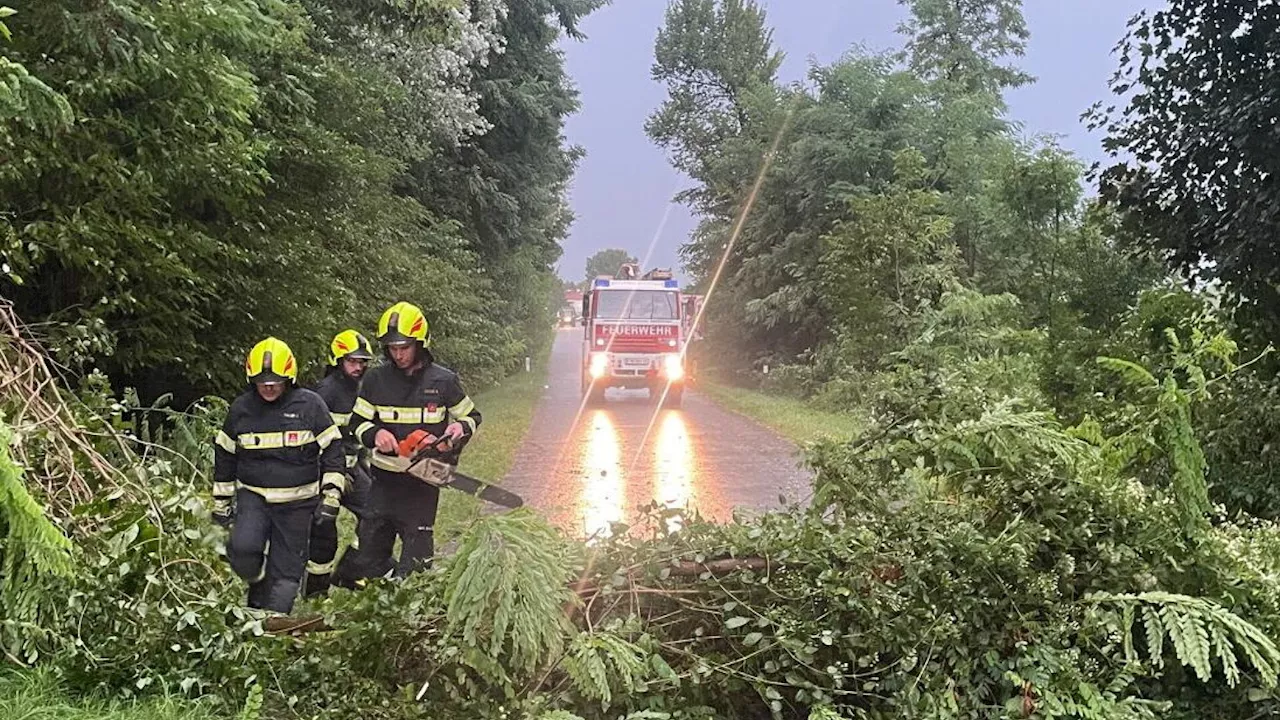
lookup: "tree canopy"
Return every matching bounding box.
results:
[1091,1,1280,344]
[0,0,596,399]
[583,248,639,283]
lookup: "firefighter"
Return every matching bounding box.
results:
[303,329,376,597]
[212,337,345,614]
[347,301,482,578]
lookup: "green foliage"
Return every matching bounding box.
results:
[1088,592,1280,689]
[1093,306,1257,534]
[896,0,1033,96]
[649,0,1164,422]
[0,418,73,664]
[820,146,960,361]
[1090,1,1280,345]
[636,4,1280,713]
[445,509,576,677]
[236,685,261,720]
[0,0,588,399]
[411,0,603,372]
[563,625,650,706]
[669,51,939,367]
[0,4,71,131]
[1,0,280,387]
[646,0,782,178]
[537,712,586,720]
[0,668,227,720]
[584,248,639,283]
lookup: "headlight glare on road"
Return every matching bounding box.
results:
[664,353,684,381]
[589,352,609,378]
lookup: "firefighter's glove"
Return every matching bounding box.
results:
[316,494,340,526]
[443,422,466,442]
[211,498,234,528]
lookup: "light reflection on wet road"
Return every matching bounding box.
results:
[500,329,812,538]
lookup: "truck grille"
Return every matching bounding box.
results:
[602,336,670,353]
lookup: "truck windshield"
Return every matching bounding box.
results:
[594,290,679,320]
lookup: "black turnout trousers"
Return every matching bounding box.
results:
[305,463,375,596]
[227,489,317,614]
[349,468,440,580]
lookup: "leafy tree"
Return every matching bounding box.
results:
[977,142,1084,314]
[0,0,284,392]
[820,147,960,364]
[413,0,605,365]
[893,0,1030,279]
[646,0,782,180]
[0,0,597,399]
[584,248,638,283]
[0,6,70,128]
[671,53,933,368]
[896,0,1033,97]
[1091,1,1280,344]
[649,0,1051,376]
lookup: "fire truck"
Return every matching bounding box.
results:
[580,264,689,407]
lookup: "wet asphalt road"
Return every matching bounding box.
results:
[499,328,813,539]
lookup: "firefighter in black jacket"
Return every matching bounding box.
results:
[348,301,482,578]
[303,329,376,597]
[212,337,345,614]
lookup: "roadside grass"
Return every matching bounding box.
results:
[0,669,229,720]
[695,379,863,446]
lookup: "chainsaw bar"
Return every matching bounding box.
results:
[440,470,525,509]
[405,455,524,509]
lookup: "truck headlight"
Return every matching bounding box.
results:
[664,353,684,381]
[589,353,609,378]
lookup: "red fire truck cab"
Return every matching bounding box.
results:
[580,265,688,407]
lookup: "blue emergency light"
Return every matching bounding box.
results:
[664,280,678,288]
[594,279,610,287]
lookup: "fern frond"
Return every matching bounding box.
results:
[1121,602,1136,662]
[0,417,74,653]
[563,629,650,705]
[1089,592,1280,688]
[1155,378,1210,534]
[946,400,1093,470]
[1097,356,1158,388]
[444,509,575,676]
[1211,623,1240,688]
[1140,605,1163,669]
[237,685,263,720]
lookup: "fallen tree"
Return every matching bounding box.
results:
[2,302,1280,720]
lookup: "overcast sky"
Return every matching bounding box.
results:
[553,0,1162,283]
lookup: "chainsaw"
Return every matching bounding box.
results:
[382,429,524,509]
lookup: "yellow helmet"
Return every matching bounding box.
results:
[377,301,430,349]
[328,329,375,366]
[245,337,297,384]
